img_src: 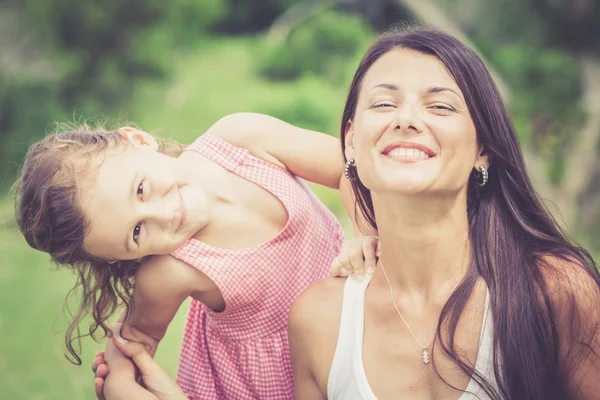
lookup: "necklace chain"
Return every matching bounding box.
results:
[379,259,432,364]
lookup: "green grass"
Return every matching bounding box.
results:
[0,36,350,400]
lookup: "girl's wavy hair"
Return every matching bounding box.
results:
[14,122,185,365]
[342,28,600,399]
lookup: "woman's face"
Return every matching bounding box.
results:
[345,48,487,197]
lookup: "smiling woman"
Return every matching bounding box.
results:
[289,28,600,400]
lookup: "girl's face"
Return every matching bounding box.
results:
[345,48,488,197]
[80,131,209,261]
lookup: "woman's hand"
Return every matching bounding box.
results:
[111,334,188,400]
[92,326,188,400]
[330,236,379,281]
[92,351,109,399]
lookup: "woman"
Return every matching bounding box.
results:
[289,29,600,399]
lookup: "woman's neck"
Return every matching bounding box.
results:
[372,190,471,299]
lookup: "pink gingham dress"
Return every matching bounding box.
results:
[170,134,345,399]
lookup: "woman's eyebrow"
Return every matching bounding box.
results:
[369,83,398,92]
[426,86,462,100]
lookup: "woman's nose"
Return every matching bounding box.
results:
[393,103,425,133]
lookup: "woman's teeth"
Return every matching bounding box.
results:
[387,148,430,159]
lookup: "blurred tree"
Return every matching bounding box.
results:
[0,0,225,191]
[260,9,373,82]
[213,0,297,33]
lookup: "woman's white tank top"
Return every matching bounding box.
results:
[327,275,499,399]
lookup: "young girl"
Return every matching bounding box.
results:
[15,112,378,400]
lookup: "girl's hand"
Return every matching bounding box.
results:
[330,236,379,282]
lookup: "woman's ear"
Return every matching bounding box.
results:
[118,127,159,151]
[344,120,356,161]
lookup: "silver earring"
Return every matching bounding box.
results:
[344,158,357,181]
[476,165,488,187]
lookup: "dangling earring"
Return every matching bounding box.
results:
[344,158,357,181]
[476,164,488,187]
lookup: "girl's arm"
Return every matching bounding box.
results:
[207,113,344,189]
[102,254,215,398]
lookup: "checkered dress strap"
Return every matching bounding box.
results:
[185,133,288,178]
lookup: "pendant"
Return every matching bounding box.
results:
[422,347,429,364]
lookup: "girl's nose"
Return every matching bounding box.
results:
[141,202,174,227]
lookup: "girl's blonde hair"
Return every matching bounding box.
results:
[15,123,185,364]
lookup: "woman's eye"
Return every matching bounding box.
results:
[371,103,394,109]
[137,182,144,200]
[431,104,456,112]
[133,223,142,243]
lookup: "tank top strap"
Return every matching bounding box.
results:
[328,276,374,400]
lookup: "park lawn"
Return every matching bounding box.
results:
[0,36,350,400]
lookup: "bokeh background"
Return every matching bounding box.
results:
[1,0,599,398]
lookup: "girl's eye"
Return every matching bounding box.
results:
[133,223,142,243]
[137,182,144,200]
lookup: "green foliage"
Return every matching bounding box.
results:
[259,10,373,83]
[261,93,332,133]
[491,45,581,118]
[0,0,226,193]
[213,0,297,34]
[519,0,600,54]
[485,44,583,183]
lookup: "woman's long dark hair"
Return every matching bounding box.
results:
[341,28,600,399]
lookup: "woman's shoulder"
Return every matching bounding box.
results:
[537,253,600,340]
[289,277,347,340]
[538,254,600,303]
[538,255,600,396]
[288,277,348,384]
